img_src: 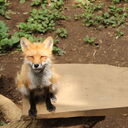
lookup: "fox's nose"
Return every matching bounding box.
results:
[34,64,39,68]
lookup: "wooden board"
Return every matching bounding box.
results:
[23,64,128,119]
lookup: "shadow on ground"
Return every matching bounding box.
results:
[28,116,105,128]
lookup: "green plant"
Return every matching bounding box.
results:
[31,0,41,6]
[112,0,121,3]
[50,0,64,10]
[0,21,64,55]
[17,0,66,55]
[13,32,45,42]
[115,29,124,39]
[0,21,42,53]
[0,20,8,38]
[54,39,60,44]
[112,0,128,4]
[0,121,6,126]
[55,28,68,38]
[0,21,21,53]
[18,5,66,34]
[52,39,64,55]
[78,3,104,27]
[83,36,96,44]
[0,0,65,55]
[53,46,65,55]
[77,2,128,28]
[0,0,9,18]
[19,0,26,3]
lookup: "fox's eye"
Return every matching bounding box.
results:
[40,56,47,59]
[27,56,34,59]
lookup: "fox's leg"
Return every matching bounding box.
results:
[45,88,56,112]
[49,92,56,102]
[43,81,57,102]
[28,91,37,116]
[49,84,57,102]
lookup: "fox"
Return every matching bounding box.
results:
[16,37,58,117]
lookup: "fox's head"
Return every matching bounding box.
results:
[20,36,53,72]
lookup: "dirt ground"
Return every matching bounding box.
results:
[0,0,128,127]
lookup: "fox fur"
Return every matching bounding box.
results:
[16,37,58,116]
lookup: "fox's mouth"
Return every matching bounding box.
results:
[32,64,46,73]
[33,68,43,73]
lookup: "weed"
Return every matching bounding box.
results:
[18,5,66,33]
[13,32,44,42]
[54,39,60,44]
[53,46,65,55]
[55,28,68,38]
[19,0,26,3]
[17,0,66,55]
[50,0,64,10]
[0,0,65,55]
[31,0,64,8]
[0,21,64,55]
[115,29,124,39]
[0,21,20,53]
[0,0,9,18]
[83,36,96,44]
[0,20,8,38]
[0,121,6,126]
[77,2,128,28]
[112,0,128,4]
[112,0,121,3]
[31,0,41,6]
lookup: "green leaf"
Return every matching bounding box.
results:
[19,0,26,3]
[55,28,68,38]
[83,36,96,44]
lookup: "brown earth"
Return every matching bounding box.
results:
[0,0,128,127]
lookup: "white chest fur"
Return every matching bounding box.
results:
[28,65,52,90]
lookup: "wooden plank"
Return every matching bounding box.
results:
[23,64,128,119]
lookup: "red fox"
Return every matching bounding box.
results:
[16,37,58,116]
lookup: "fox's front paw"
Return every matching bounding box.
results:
[29,108,37,117]
[47,104,56,112]
[51,96,57,103]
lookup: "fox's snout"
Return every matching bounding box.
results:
[28,63,46,73]
[34,64,39,68]
[32,63,46,70]
[32,63,42,70]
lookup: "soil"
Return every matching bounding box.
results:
[0,0,128,127]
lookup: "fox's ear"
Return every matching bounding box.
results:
[20,37,31,51]
[43,36,53,50]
